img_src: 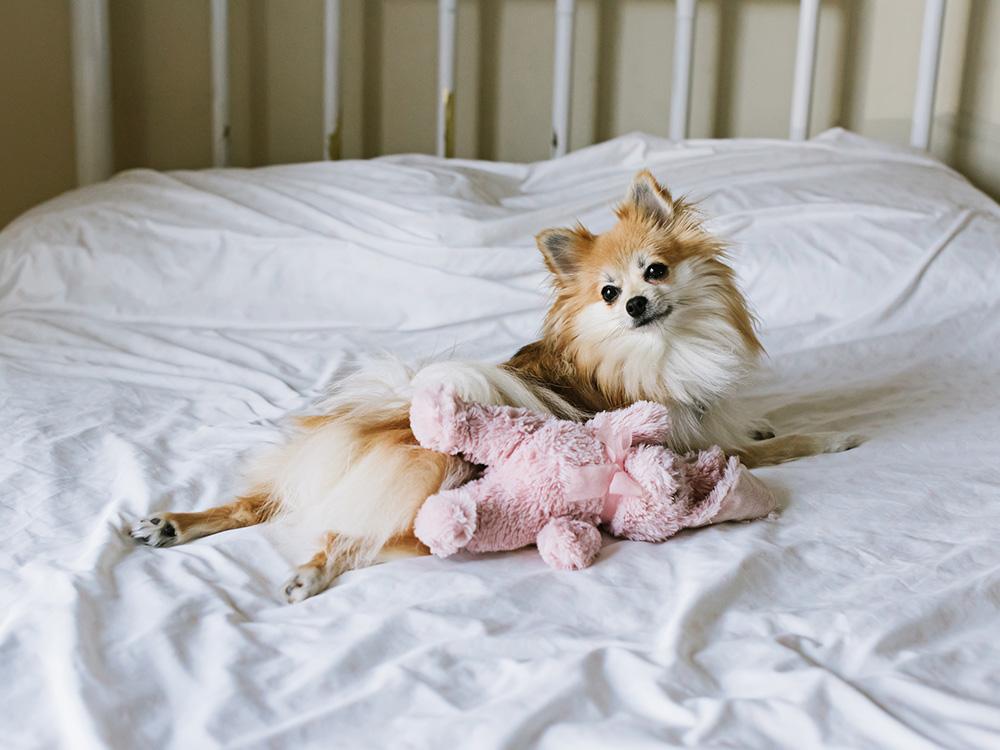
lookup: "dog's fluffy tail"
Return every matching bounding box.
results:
[251,355,574,574]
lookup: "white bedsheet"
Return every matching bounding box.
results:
[2,130,999,749]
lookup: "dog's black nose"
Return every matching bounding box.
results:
[625,296,647,318]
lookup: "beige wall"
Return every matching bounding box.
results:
[2,0,999,228]
[0,1,76,227]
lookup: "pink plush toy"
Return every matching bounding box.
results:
[411,387,777,570]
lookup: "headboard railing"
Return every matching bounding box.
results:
[210,0,230,168]
[324,0,343,160]
[437,0,458,158]
[789,0,821,142]
[69,0,113,186]
[911,0,946,150]
[68,0,949,186]
[668,0,697,142]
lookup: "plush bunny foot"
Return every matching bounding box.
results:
[536,517,602,570]
[414,490,477,557]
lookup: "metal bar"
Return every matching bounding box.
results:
[669,0,697,141]
[789,0,821,141]
[210,0,230,166]
[436,0,457,158]
[69,0,114,185]
[550,0,576,158]
[910,0,946,150]
[323,0,342,159]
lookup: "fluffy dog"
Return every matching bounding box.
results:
[131,170,860,602]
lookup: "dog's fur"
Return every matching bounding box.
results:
[130,171,861,601]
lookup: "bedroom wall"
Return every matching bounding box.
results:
[0,1,77,229]
[1,0,998,228]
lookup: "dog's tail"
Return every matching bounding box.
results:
[252,354,574,580]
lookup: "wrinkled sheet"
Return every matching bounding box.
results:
[2,130,999,749]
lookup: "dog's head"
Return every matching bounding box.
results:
[534,170,762,408]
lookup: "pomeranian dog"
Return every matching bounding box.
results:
[131,171,861,601]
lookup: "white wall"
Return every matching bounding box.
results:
[2,0,999,227]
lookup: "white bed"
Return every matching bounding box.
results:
[2,130,1000,749]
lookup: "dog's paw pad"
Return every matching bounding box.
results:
[130,515,180,547]
[748,418,776,441]
[282,567,326,604]
[831,433,865,452]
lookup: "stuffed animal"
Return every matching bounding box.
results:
[410,386,776,570]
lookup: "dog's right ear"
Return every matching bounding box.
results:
[621,170,675,225]
[536,225,592,279]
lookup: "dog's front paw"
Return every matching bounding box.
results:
[749,418,776,441]
[827,432,865,453]
[130,514,182,547]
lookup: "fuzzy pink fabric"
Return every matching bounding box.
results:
[411,386,776,570]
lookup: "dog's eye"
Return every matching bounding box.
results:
[644,262,668,281]
[601,285,620,303]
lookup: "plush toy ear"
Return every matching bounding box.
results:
[622,170,675,225]
[409,385,464,455]
[535,225,592,279]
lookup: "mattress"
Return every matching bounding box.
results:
[2,130,999,749]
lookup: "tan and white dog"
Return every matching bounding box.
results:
[131,171,861,601]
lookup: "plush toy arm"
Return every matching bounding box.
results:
[410,385,551,465]
[414,486,479,557]
[536,517,603,570]
[585,401,673,446]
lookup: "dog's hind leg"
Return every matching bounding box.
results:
[281,534,342,604]
[130,491,276,547]
[281,532,431,604]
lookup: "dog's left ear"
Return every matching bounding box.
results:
[535,225,592,279]
[622,170,675,224]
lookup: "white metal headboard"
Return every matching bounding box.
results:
[68,0,949,186]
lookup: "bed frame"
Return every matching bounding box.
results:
[67,0,948,185]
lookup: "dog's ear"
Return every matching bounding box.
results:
[535,225,592,279]
[621,170,674,224]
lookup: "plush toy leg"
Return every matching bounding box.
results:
[622,444,683,501]
[608,446,688,542]
[536,517,602,570]
[684,445,730,502]
[413,488,478,558]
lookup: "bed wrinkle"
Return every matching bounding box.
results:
[179,171,443,241]
[770,636,943,750]
[162,172,360,238]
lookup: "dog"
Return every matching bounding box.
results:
[130,170,861,602]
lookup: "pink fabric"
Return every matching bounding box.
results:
[707,466,776,525]
[564,421,647,524]
[411,386,777,570]
[536,518,603,570]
